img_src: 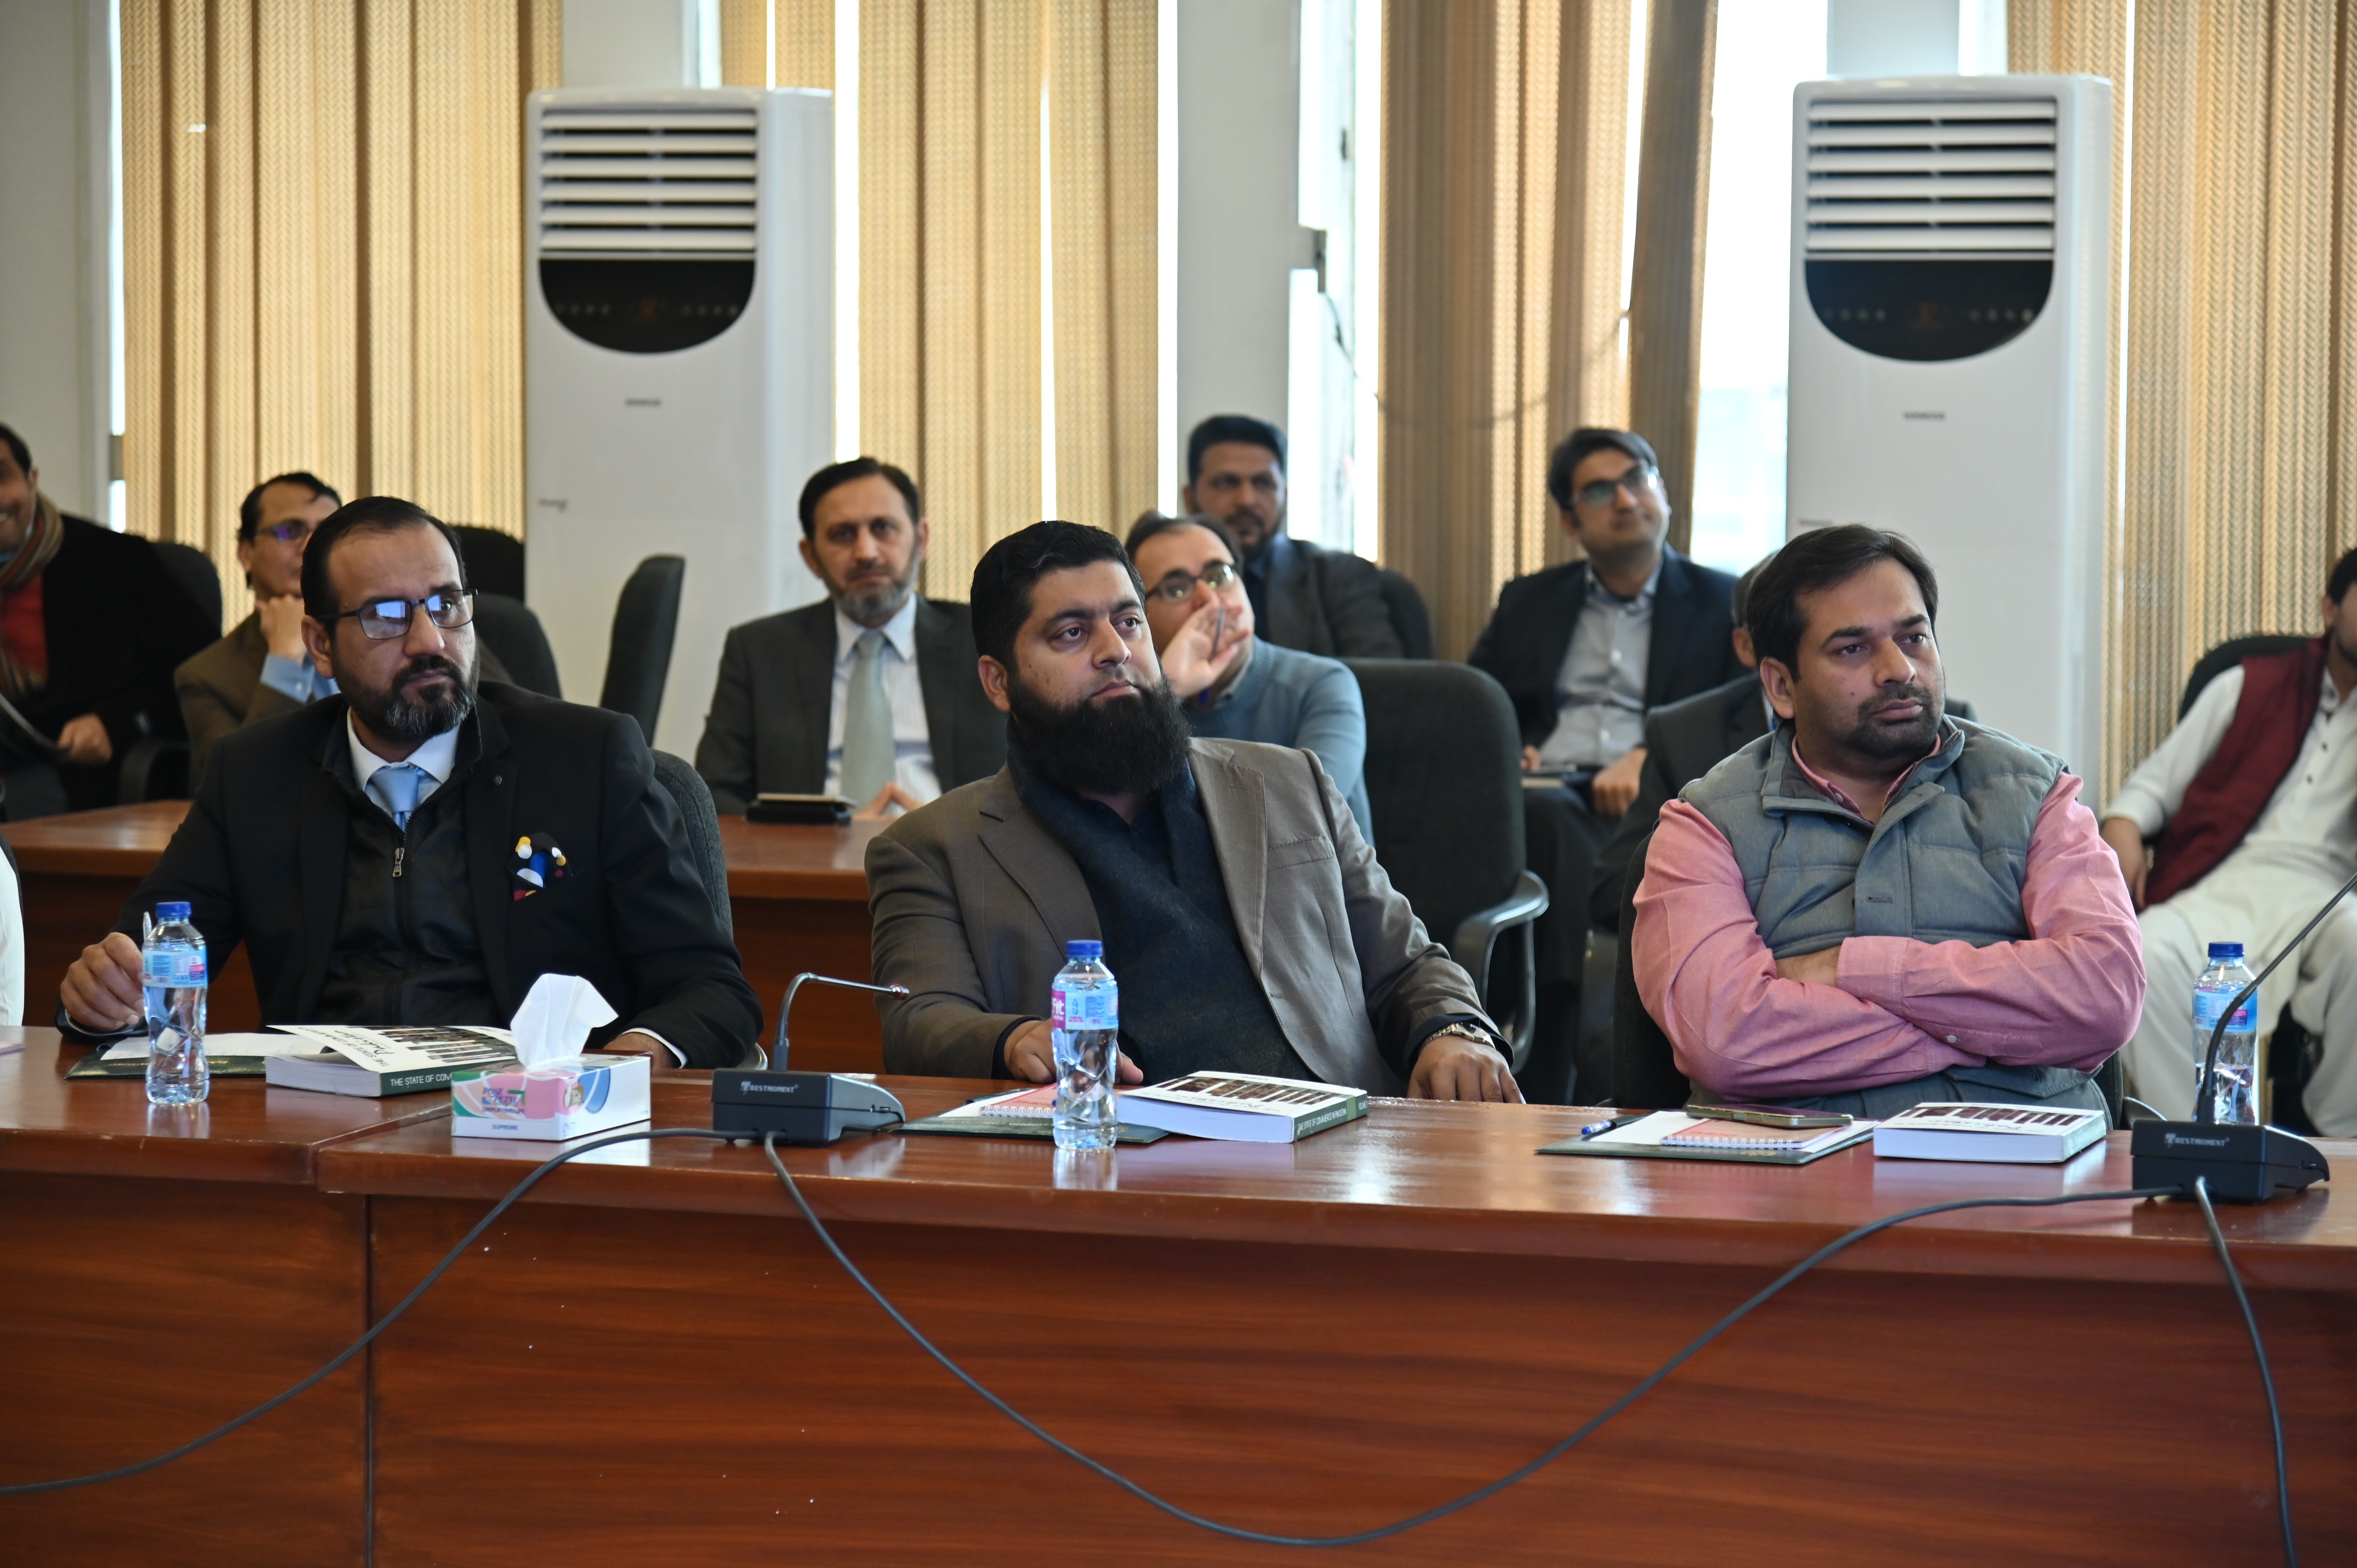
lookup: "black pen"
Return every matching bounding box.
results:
[1577,1112,1645,1139]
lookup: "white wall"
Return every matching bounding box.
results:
[0,0,111,521]
[562,0,712,89]
[1827,0,2007,78]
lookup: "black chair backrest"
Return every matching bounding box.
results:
[153,540,222,634]
[1610,827,1690,1110]
[601,555,686,742]
[2179,634,2310,719]
[1343,658,1523,947]
[472,593,564,699]
[1375,569,1435,659]
[451,525,527,603]
[650,748,731,938]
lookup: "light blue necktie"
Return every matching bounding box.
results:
[839,629,895,805]
[369,762,428,833]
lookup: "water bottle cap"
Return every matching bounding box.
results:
[1064,939,1103,960]
[2207,941,2244,961]
[157,902,192,922]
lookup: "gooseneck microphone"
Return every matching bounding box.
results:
[2132,869,2351,1201]
[710,972,913,1146]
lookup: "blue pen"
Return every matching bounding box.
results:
[1578,1113,1643,1139]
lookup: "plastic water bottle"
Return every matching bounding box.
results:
[143,902,210,1107]
[1050,939,1119,1152]
[2191,941,2259,1125]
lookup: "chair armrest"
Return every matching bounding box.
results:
[1449,871,1550,985]
[117,738,190,805]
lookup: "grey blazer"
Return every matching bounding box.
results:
[693,597,1007,814]
[864,737,1493,1090]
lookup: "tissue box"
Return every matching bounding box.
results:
[449,1053,650,1141]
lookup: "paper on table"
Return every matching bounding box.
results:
[102,1032,324,1062]
[510,973,617,1068]
[1594,1110,1874,1154]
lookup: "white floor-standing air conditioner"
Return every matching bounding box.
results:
[524,87,832,759]
[1786,75,2113,782]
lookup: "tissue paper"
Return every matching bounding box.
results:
[449,974,645,1141]
[511,972,618,1068]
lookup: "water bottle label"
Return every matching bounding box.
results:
[2193,990,2252,1032]
[144,950,207,987]
[1051,984,1117,1031]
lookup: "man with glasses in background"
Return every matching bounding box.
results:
[62,496,760,1067]
[1126,510,1372,837]
[1467,428,1747,1102]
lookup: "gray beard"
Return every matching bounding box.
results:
[831,577,916,625]
[350,652,478,744]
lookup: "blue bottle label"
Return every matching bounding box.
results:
[2193,990,2252,1032]
[1051,984,1117,1031]
[143,950,207,987]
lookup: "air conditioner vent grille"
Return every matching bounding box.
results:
[1805,98,2057,256]
[537,106,757,257]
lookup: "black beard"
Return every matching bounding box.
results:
[347,652,477,744]
[1006,671,1193,798]
[1835,682,1943,761]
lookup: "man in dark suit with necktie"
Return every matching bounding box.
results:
[60,497,761,1066]
[1466,428,1745,1102]
[693,458,1005,817]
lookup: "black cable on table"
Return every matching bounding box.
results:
[0,1126,735,1497]
[2191,1176,2300,1567]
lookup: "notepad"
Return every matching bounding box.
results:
[1539,1110,1876,1165]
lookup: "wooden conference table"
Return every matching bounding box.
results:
[2,1027,2352,1565]
[2,801,889,1072]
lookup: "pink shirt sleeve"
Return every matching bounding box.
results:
[1630,774,2145,1103]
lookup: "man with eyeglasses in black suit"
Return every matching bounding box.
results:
[1467,428,1746,1102]
[62,496,760,1068]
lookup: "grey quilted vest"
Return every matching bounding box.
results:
[1680,716,2091,1099]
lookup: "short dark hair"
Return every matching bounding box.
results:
[1745,524,1939,674]
[969,521,1141,667]
[1545,427,1660,512]
[1185,415,1286,484]
[2329,547,2357,606]
[301,496,471,625]
[1124,510,1244,569]
[0,424,30,474]
[1731,551,1774,627]
[238,472,342,542]
[798,457,920,540]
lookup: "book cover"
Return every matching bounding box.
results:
[1871,1102,2107,1164]
[263,1025,516,1098]
[1115,1073,1369,1143]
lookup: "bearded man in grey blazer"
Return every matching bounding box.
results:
[864,520,1518,1100]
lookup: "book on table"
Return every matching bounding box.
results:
[73,1031,328,1080]
[1539,1110,1875,1165]
[1871,1102,2108,1164]
[1114,1073,1368,1143]
[261,1025,516,1097]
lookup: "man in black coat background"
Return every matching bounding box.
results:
[0,423,216,816]
[1466,428,1746,1103]
[61,497,761,1067]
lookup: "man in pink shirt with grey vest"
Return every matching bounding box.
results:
[1629,524,2145,1117]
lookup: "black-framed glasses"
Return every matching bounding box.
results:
[1573,462,1659,510]
[1149,560,1241,603]
[328,590,476,641]
[256,520,316,545]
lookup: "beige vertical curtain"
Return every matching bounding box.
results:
[732,0,1158,595]
[1626,0,1716,550]
[2013,0,2357,790]
[123,0,558,627]
[1382,0,1639,660]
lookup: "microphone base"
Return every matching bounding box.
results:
[710,1070,906,1146]
[2130,1119,2332,1203]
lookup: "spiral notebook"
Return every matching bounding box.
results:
[1539,1110,1876,1165]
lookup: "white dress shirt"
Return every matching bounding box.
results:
[2106,661,2357,887]
[825,595,940,803]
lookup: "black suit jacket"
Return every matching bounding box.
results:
[21,516,217,809]
[1255,536,1406,659]
[104,683,762,1066]
[1589,672,1770,931]
[693,598,1007,814]
[1466,549,1744,751]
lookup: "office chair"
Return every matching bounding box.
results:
[1375,569,1435,659]
[1610,826,2128,1123]
[2179,634,2309,718]
[451,525,528,603]
[152,540,223,634]
[649,749,732,940]
[1344,659,1549,1072]
[472,593,564,698]
[601,556,686,743]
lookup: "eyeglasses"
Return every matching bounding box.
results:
[327,590,476,641]
[256,520,316,545]
[1573,463,1659,510]
[1149,560,1241,603]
